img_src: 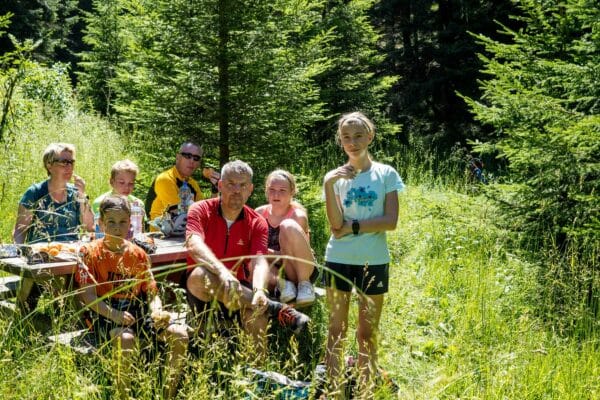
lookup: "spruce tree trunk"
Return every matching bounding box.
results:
[218,0,230,167]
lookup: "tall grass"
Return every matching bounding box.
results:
[1,158,599,398]
[0,105,129,243]
[379,185,599,399]
[1,100,599,397]
[0,266,328,399]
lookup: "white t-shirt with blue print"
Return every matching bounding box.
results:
[324,162,404,266]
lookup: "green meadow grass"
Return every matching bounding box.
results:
[0,103,598,398]
[0,107,131,243]
[378,186,600,399]
[2,172,599,399]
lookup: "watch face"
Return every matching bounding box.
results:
[352,220,359,234]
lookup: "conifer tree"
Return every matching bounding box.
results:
[100,0,331,170]
[0,0,79,67]
[464,0,599,314]
[466,0,599,248]
[371,0,519,150]
[311,0,399,160]
[77,0,125,115]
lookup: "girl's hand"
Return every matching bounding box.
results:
[331,220,352,239]
[324,164,357,185]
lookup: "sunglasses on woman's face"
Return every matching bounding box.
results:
[53,158,76,167]
[180,152,201,162]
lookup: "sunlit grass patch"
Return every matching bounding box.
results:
[0,107,127,243]
[379,185,599,400]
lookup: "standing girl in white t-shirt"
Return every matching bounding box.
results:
[323,111,404,397]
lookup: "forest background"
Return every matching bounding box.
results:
[0,0,598,398]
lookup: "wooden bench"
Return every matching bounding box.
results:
[0,275,20,299]
[47,286,326,355]
[47,329,98,355]
[291,286,326,309]
[45,287,327,355]
[0,276,20,315]
[0,300,16,314]
[314,286,326,298]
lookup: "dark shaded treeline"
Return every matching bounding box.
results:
[0,0,520,154]
[372,0,521,149]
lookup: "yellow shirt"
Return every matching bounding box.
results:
[146,166,203,221]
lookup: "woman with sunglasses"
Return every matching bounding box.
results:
[13,142,94,244]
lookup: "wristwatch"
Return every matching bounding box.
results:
[352,219,360,235]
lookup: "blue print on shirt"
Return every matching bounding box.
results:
[344,186,377,208]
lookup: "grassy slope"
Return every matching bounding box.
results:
[1,184,599,399]
[0,108,598,397]
[378,185,599,399]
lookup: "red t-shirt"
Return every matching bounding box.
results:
[185,197,268,283]
[76,239,157,299]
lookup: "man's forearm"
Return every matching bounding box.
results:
[185,234,230,277]
[251,256,270,291]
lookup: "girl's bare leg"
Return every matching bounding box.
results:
[279,219,315,283]
[355,293,384,398]
[325,288,351,399]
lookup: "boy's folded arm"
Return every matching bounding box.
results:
[78,285,117,321]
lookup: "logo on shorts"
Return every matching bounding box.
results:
[377,281,384,288]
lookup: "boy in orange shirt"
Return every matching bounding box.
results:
[76,195,188,399]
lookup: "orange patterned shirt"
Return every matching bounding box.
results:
[76,239,157,299]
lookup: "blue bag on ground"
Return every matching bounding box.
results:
[246,368,311,399]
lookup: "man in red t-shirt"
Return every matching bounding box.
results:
[185,160,309,354]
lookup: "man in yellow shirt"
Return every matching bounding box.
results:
[146,141,205,222]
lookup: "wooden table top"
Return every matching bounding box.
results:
[0,237,188,279]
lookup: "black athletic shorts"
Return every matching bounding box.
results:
[324,262,389,295]
[185,280,253,325]
[85,298,155,343]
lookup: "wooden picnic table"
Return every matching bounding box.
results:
[0,237,188,313]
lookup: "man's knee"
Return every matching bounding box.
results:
[186,267,214,301]
[111,329,136,349]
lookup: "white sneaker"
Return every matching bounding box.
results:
[295,281,315,306]
[279,279,297,303]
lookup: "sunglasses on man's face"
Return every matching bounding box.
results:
[180,152,201,162]
[53,158,76,167]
